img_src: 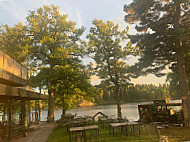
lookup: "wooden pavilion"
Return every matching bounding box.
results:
[0,50,48,141]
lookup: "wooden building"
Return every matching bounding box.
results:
[0,50,48,141]
[138,99,183,124]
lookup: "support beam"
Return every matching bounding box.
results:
[28,100,31,127]
[21,100,28,137]
[39,100,41,123]
[0,84,48,100]
[2,102,6,122]
[8,99,12,141]
[35,100,39,125]
[24,101,28,131]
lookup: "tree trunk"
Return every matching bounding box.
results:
[176,53,190,126]
[39,88,41,122]
[47,89,55,122]
[175,0,190,126]
[47,62,55,123]
[61,109,66,119]
[116,83,122,118]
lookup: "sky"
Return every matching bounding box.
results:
[0,0,168,85]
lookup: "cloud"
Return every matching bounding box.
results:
[76,8,83,28]
[131,74,166,85]
[90,75,101,85]
[112,16,137,35]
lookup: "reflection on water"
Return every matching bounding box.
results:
[40,101,154,121]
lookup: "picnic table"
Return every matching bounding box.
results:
[99,117,116,129]
[109,122,142,136]
[65,120,82,134]
[84,125,100,142]
[69,125,100,142]
[69,127,84,142]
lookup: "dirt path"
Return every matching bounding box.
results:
[11,123,55,142]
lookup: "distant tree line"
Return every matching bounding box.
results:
[95,83,180,104]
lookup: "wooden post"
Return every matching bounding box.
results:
[39,100,41,122]
[2,103,6,122]
[28,100,31,127]
[39,88,42,122]
[21,100,25,125]
[25,101,28,127]
[12,106,16,124]
[8,99,12,141]
[35,100,38,125]
[32,113,34,123]
[20,100,28,136]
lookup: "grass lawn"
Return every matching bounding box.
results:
[47,122,190,142]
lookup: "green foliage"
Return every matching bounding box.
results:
[26,5,85,69]
[87,19,135,117]
[87,19,133,88]
[166,71,190,98]
[124,0,190,76]
[166,72,180,98]
[26,5,94,111]
[96,83,174,103]
[0,23,31,64]
[51,65,97,110]
[124,0,190,125]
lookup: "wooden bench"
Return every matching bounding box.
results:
[69,127,84,142]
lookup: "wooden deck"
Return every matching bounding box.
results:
[0,50,28,87]
[0,84,47,100]
[11,123,55,142]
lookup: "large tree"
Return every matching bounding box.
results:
[124,0,190,126]
[52,65,97,116]
[87,19,133,118]
[26,5,85,122]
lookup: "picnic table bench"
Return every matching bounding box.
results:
[84,125,100,142]
[69,127,84,142]
[69,125,100,142]
[109,122,142,136]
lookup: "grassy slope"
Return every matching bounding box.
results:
[47,123,190,142]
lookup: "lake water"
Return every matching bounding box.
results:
[40,101,154,121]
[0,100,181,122]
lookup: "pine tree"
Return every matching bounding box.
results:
[124,0,190,126]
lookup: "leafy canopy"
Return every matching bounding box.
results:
[87,19,133,87]
[124,0,190,77]
[52,65,97,110]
